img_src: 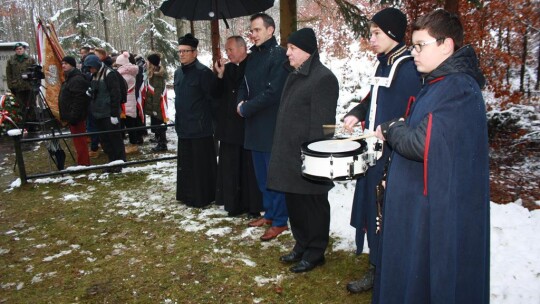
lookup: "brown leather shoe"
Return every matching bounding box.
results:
[260,226,288,241]
[89,150,100,159]
[248,217,272,227]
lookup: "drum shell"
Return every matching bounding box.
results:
[301,139,368,181]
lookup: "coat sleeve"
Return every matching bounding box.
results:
[309,72,339,139]
[106,71,121,117]
[199,67,218,110]
[345,97,370,121]
[240,47,288,118]
[384,116,428,162]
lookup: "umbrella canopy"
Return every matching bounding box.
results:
[159,0,274,21]
[159,0,275,64]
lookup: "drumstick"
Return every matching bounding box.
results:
[343,132,376,141]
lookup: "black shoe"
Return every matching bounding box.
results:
[247,212,261,219]
[280,251,303,263]
[346,266,375,293]
[290,258,325,273]
[103,166,122,174]
[151,143,167,152]
[150,137,168,144]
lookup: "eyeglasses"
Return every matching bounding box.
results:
[177,49,195,54]
[408,38,445,53]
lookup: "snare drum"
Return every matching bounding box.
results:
[301,139,368,181]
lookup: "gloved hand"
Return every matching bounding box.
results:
[110,116,119,125]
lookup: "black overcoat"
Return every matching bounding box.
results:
[267,53,339,194]
[237,36,288,152]
[59,68,90,125]
[174,59,216,139]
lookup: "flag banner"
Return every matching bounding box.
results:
[35,18,65,123]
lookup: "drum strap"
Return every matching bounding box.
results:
[366,55,412,132]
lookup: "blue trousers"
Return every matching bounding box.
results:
[251,150,288,227]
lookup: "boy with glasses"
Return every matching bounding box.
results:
[373,9,490,303]
[342,7,422,293]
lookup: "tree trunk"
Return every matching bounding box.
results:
[98,0,109,43]
[506,27,511,86]
[175,19,189,40]
[444,0,459,14]
[519,26,528,93]
[534,42,540,91]
[280,0,297,47]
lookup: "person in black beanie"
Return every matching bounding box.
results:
[143,52,168,152]
[342,7,422,293]
[59,55,90,166]
[267,27,339,273]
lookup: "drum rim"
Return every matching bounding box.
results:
[301,171,366,181]
[301,138,367,157]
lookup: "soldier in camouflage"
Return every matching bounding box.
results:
[6,42,38,129]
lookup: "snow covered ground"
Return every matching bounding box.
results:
[3,51,539,303]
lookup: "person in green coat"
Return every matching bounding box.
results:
[143,53,168,152]
[6,43,38,130]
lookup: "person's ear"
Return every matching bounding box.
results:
[442,37,455,55]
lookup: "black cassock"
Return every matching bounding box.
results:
[211,57,262,215]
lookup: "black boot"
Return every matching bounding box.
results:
[151,143,167,152]
[151,133,167,152]
[347,264,375,293]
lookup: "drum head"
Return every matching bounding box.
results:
[308,140,360,153]
[302,139,366,157]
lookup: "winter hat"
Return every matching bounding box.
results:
[14,42,26,50]
[147,53,160,66]
[62,56,77,67]
[178,33,199,48]
[287,28,318,54]
[115,51,130,66]
[83,54,102,68]
[371,8,407,43]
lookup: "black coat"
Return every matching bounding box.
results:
[237,36,288,152]
[59,68,90,125]
[211,56,248,145]
[174,59,217,139]
[267,53,339,194]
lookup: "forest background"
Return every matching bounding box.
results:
[1,0,539,207]
[1,0,538,106]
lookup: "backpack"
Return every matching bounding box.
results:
[104,67,128,104]
[113,69,128,104]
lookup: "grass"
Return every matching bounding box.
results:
[0,141,372,303]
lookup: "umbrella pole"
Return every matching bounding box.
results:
[211,19,220,67]
[211,0,221,68]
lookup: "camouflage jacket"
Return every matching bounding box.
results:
[6,54,36,92]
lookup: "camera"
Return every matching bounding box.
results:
[21,64,45,82]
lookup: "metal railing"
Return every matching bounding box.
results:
[9,123,176,184]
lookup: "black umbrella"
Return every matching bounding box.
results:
[159,0,274,63]
[159,0,274,20]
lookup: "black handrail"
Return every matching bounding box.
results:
[9,123,176,184]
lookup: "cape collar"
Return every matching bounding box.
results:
[377,43,407,66]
